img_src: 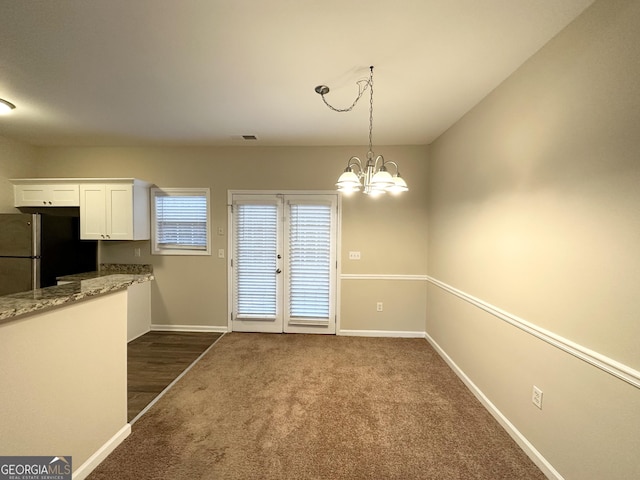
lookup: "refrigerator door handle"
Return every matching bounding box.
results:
[32,214,41,258]
[33,257,41,290]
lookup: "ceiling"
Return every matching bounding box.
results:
[0,0,594,147]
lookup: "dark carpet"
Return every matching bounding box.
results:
[88,333,545,479]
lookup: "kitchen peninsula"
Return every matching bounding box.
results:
[0,264,154,479]
[0,264,153,321]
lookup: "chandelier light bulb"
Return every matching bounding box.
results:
[370,168,395,189]
[336,169,362,191]
[388,175,409,195]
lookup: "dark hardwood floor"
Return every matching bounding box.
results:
[127,331,222,421]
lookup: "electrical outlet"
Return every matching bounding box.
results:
[348,251,361,260]
[376,302,383,312]
[218,248,225,259]
[532,386,543,409]
[134,247,141,257]
[217,226,224,236]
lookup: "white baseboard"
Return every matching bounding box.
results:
[73,423,131,480]
[339,329,426,338]
[150,324,228,333]
[128,327,151,343]
[424,333,563,480]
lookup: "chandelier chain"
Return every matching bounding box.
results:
[368,66,374,156]
[320,78,370,113]
[319,66,375,114]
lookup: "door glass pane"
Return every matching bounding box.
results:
[288,203,331,319]
[234,203,278,318]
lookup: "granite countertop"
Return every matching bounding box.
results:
[57,263,153,281]
[0,264,154,322]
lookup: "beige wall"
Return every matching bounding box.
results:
[0,292,128,472]
[0,135,37,211]
[34,145,429,333]
[426,1,640,479]
[341,279,426,334]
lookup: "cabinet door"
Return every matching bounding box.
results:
[80,184,107,240]
[14,184,80,207]
[14,184,49,206]
[49,184,80,206]
[106,184,134,240]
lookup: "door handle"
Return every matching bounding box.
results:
[275,268,282,274]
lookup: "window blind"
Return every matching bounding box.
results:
[154,193,208,250]
[234,203,278,317]
[288,203,331,319]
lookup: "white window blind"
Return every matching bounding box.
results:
[288,202,331,319]
[151,188,210,255]
[234,203,278,317]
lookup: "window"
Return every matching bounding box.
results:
[151,187,211,255]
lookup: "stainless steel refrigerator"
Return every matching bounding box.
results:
[0,213,98,296]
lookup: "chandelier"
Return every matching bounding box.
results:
[315,66,408,196]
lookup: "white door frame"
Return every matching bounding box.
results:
[227,190,342,334]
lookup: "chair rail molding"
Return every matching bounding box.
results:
[427,276,640,390]
[341,274,429,281]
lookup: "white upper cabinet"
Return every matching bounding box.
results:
[79,179,151,240]
[13,181,80,207]
[11,178,152,241]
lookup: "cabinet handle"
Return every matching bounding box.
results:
[42,201,47,205]
[48,201,52,205]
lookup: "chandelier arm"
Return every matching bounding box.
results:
[383,160,399,174]
[373,154,386,170]
[347,156,364,173]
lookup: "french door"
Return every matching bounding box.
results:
[230,193,338,334]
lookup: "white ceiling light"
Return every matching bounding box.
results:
[0,99,16,115]
[315,66,408,196]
